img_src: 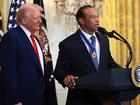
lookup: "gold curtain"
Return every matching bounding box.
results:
[100,0,140,105]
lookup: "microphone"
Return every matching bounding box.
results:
[97,27,120,40]
[97,26,133,68]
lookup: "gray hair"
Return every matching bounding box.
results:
[16,3,43,24]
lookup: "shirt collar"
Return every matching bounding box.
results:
[20,24,31,37]
[80,29,96,40]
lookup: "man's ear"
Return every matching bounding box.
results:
[79,18,84,25]
[21,18,26,25]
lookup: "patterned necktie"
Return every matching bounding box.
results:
[90,36,99,70]
[30,34,41,64]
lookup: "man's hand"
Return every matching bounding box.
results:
[15,102,22,105]
[63,75,78,89]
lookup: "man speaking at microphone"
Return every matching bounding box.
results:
[54,5,121,105]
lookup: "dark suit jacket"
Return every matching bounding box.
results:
[0,26,55,105]
[54,29,121,105]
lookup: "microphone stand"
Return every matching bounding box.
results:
[111,30,133,68]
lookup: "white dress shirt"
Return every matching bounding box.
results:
[20,25,44,74]
[80,29,100,63]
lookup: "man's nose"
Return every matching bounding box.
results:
[38,17,42,23]
[95,17,99,22]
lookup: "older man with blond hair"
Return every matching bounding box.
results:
[0,3,55,105]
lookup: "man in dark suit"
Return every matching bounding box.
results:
[0,3,57,105]
[54,5,121,105]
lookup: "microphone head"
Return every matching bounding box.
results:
[97,27,107,34]
[97,27,113,37]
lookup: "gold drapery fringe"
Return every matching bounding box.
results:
[100,0,140,105]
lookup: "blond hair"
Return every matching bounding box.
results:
[16,3,43,24]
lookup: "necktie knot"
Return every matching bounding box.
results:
[30,34,35,39]
[90,36,95,46]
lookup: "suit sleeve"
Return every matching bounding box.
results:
[1,33,20,104]
[54,42,72,87]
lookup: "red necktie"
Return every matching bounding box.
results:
[30,34,41,64]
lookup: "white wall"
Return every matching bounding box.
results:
[43,1,76,105]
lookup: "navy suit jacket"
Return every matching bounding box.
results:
[0,26,52,105]
[54,29,121,105]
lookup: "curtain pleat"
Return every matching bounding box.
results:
[100,0,140,105]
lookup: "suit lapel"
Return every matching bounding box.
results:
[96,32,106,71]
[75,30,97,72]
[76,30,107,71]
[16,26,44,76]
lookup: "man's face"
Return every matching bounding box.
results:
[80,8,99,33]
[23,8,42,33]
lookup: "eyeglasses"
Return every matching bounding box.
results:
[85,15,99,19]
[32,16,42,21]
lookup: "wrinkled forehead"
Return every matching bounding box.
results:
[19,4,42,17]
[25,7,41,18]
